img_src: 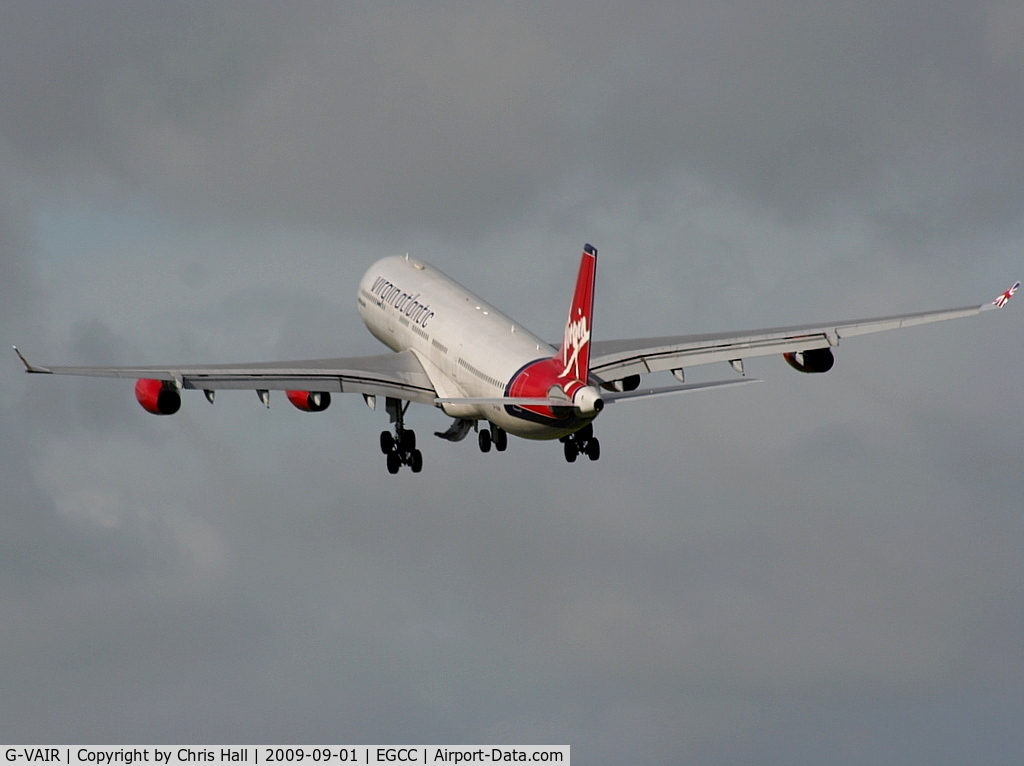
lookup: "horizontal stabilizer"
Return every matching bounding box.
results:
[603,377,761,403]
[434,396,571,407]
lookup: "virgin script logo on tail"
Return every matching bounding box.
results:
[559,312,590,380]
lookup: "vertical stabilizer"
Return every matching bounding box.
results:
[556,244,597,384]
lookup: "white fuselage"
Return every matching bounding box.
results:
[356,255,579,439]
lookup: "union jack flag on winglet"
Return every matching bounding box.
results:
[992,281,1020,309]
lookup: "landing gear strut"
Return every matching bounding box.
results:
[381,397,422,474]
[560,424,600,462]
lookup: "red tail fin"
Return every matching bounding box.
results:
[556,244,597,383]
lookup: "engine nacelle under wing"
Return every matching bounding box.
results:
[783,347,835,373]
[286,390,332,412]
[135,378,181,415]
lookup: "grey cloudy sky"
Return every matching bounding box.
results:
[2,2,1023,763]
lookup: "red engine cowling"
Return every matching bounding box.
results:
[286,390,332,412]
[783,348,835,373]
[135,378,181,415]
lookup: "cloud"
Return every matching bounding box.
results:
[5,2,1020,246]
[1,3,1022,763]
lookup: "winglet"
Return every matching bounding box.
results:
[12,346,51,373]
[984,281,1020,311]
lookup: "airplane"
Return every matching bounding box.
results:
[14,245,1019,474]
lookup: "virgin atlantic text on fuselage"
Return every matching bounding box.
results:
[370,276,436,328]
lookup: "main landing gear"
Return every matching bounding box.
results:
[380,427,422,474]
[560,424,600,462]
[477,424,508,453]
[380,398,422,474]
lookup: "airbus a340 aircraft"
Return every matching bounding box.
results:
[15,245,1019,473]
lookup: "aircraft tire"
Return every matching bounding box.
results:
[493,427,507,452]
[479,428,492,453]
[386,451,401,474]
[410,449,423,473]
[380,431,394,454]
[564,440,578,463]
[399,429,416,452]
[587,438,601,461]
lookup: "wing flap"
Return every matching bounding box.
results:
[13,348,438,405]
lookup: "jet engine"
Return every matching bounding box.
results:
[135,378,181,415]
[286,390,332,412]
[783,348,835,373]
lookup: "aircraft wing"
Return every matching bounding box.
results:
[13,347,438,405]
[589,283,1020,381]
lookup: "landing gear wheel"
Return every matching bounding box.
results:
[479,428,492,453]
[386,451,401,474]
[562,426,599,464]
[398,429,416,452]
[381,398,425,474]
[493,427,508,452]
